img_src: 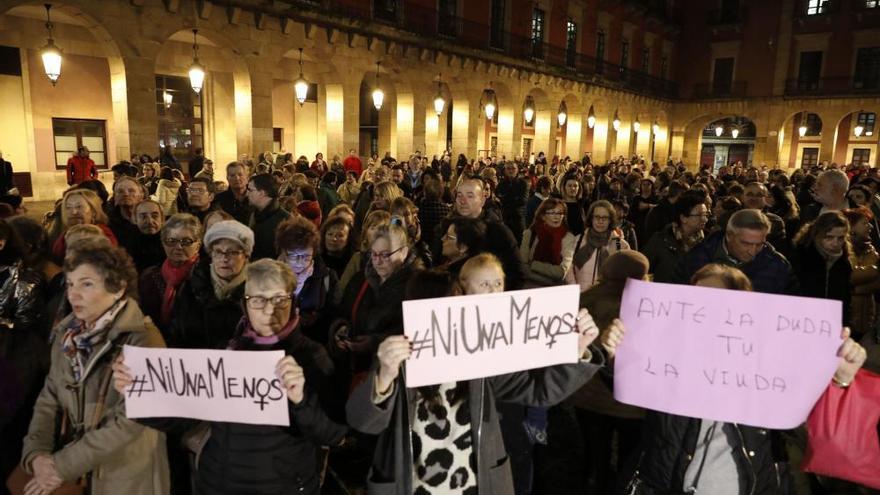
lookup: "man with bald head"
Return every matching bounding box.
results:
[801,169,851,223]
[440,177,527,290]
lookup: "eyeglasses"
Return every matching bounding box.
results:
[593,215,611,221]
[163,237,197,247]
[212,248,245,259]
[370,246,404,263]
[285,251,314,264]
[245,294,292,310]
[544,211,564,217]
[442,232,458,241]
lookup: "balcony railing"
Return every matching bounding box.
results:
[281,0,677,99]
[794,0,841,18]
[707,5,748,25]
[785,77,880,96]
[692,81,749,99]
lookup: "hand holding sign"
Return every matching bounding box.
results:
[834,327,868,385]
[600,318,626,359]
[576,308,600,357]
[377,335,412,394]
[276,356,305,405]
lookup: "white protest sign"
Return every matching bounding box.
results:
[402,285,581,388]
[123,346,289,427]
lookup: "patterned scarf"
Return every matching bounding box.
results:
[61,298,127,382]
[210,264,247,301]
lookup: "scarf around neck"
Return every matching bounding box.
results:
[233,313,301,347]
[160,255,199,326]
[573,228,612,269]
[210,264,247,301]
[532,223,569,265]
[61,298,127,382]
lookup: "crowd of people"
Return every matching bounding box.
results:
[0,144,876,495]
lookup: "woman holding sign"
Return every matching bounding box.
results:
[346,257,603,495]
[18,243,169,495]
[601,264,867,495]
[112,259,347,494]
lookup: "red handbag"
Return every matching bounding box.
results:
[802,369,880,489]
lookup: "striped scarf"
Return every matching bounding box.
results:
[61,299,127,382]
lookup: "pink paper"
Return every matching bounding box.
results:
[403,285,581,387]
[614,279,842,429]
[123,346,289,427]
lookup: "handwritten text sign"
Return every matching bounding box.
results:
[123,346,289,427]
[614,279,842,429]
[403,285,580,388]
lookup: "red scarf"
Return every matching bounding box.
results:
[160,255,198,326]
[532,223,569,265]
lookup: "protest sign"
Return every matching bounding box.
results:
[123,346,289,427]
[403,284,580,388]
[614,279,842,429]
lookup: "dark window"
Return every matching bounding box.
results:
[867,0,880,9]
[0,46,21,76]
[712,57,735,94]
[641,47,650,72]
[797,51,823,89]
[52,118,107,170]
[802,147,819,167]
[490,0,506,49]
[661,55,669,78]
[522,137,532,156]
[374,0,399,23]
[273,128,283,153]
[305,83,319,104]
[531,8,545,59]
[596,31,606,73]
[806,0,831,14]
[438,0,457,35]
[720,0,741,22]
[621,39,630,68]
[805,113,823,136]
[854,47,880,90]
[853,149,871,166]
[857,112,876,136]
[155,75,203,165]
[566,19,577,67]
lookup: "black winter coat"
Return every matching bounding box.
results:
[213,189,253,225]
[141,328,347,495]
[680,232,799,295]
[167,260,245,349]
[249,200,291,261]
[128,232,166,272]
[496,176,530,243]
[621,412,790,495]
[789,242,852,326]
[296,257,338,346]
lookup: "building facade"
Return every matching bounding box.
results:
[0,0,877,199]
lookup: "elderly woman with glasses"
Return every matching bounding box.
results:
[113,259,346,495]
[276,216,338,345]
[166,220,253,349]
[520,197,577,287]
[137,213,202,334]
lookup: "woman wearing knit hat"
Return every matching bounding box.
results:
[165,220,254,349]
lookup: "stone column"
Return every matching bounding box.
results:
[122,56,159,160]
[247,62,274,158]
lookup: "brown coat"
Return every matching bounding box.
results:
[21,299,169,495]
[850,243,880,338]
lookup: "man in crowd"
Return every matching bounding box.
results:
[495,161,530,243]
[343,148,363,175]
[129,199,166,271]
[66,146,98,185]
[643,180,688,241]
[188,147,206,178]
[194,158,214,181]
[214,161,252,224]
[681,208,799,294]
[802,169,851,223]
[742,181,789,254]
[246,172,291,260]
[185,177,216,223]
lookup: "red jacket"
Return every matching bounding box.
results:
[343,155,363,176]
[66,156,98,185]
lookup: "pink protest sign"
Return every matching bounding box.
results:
[403,285,581,388]
[123,346,289,427]
[614,279,842,429]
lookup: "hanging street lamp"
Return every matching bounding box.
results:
[188,29,206,94]
[612,109,620,132]
[632,115,640,133]
[587,105,596,129]
[40,4,62,86]
[557,101,567,127]
[294,48,309,106]
[523,95,536,125]
[371,61,384,111]
[433,73,445,116]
